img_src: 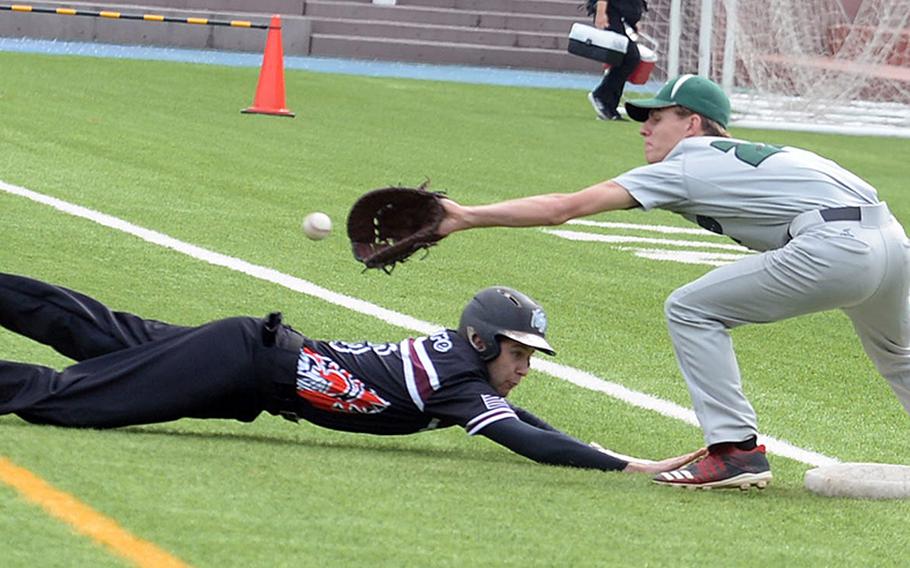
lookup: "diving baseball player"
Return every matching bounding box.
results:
[438,74,910,490]
[0,274,703,474]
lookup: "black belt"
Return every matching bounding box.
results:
[787,206,864,242]
[257,312,306,422]
[261,312,305,351]
[819,206,861,222]
[261,312,284,346]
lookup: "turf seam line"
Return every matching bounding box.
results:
[0,178,839,468]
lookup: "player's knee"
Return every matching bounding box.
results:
[664,289,691,324]
[884,376,910,416]
[664,288,715,329]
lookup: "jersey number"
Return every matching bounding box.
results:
[710,140,784,167]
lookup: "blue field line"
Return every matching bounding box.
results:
[0,36,661,92]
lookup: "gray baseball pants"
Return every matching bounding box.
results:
[664,202,910,445]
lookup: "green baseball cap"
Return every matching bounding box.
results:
[625,74,731,127]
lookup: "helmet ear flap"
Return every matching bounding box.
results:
[465,325,499,360]
[465,326,483,350]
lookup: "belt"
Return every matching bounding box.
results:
[819,206,861,222]
[261,312,283,346]
[260,312,304,351]
[788,202,890,240]
[256,312,306,422]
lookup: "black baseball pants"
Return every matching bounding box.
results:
[592,33,641,114]
[0,273,300,428]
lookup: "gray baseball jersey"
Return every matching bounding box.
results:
[615,137,879,251]
[611,136,910,446]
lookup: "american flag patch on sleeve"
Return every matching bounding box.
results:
[466,395,517,435]
[481,394,510,410]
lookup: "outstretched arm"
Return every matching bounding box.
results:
[481,418,629,471]
[480,418,706,473]
[510,404,558,432]
[436,180,639,238]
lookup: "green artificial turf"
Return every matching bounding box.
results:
[1,51,909,567]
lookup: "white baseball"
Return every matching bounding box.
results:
[302,212,332,240]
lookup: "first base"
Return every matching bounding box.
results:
[805,463,910,499]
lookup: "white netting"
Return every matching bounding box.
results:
[638,0,910,133]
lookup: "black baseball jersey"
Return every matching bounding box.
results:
[287,329,518,436]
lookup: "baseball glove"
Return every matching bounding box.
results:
[346,183,446,273]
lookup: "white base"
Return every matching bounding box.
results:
[804,463,910,500]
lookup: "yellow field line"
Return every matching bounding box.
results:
[0,456,191,568]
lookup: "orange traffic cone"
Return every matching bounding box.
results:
[242,14,295,117]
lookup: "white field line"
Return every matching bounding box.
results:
[543,229,750,251]
[565,219,722,236]
[0,181,438,336]
[619,247,751,266]
[0,179,838,468]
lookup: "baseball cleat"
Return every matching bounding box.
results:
[652,444,772,490]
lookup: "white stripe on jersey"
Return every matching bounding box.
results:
[466,407,518,436]
[400,339,425,411]
[412,337,441,391]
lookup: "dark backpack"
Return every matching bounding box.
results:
[583,0,648,26]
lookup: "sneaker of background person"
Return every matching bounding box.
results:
[652,444,772,490]
[587,92,612,120]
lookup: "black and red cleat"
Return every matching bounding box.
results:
[653,444,772,490]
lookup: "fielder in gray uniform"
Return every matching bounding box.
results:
[437,74,910,490]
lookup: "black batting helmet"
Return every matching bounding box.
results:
[457,286,556,361]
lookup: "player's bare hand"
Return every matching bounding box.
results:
[590,442,707,474]
[622,447,708,474]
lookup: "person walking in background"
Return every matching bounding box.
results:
[586,0,647,121]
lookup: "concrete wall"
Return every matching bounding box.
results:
[0,1,596,72]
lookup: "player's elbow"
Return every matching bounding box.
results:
[545,196,583,225]
[547,210,576,226]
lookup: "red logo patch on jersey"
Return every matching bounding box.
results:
[295,347,390,414]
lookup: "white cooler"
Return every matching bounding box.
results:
[567,23,629,66]
[569,24,661,86]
